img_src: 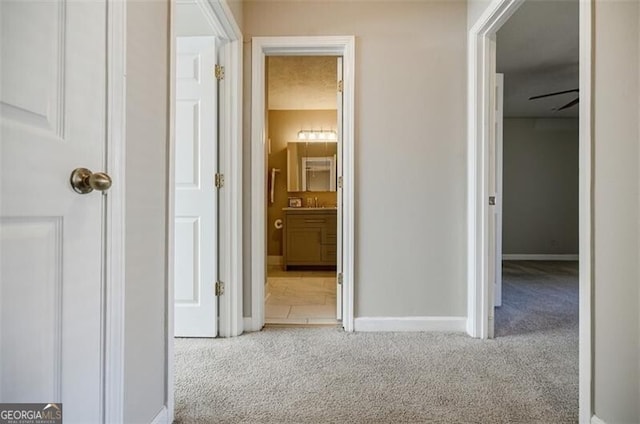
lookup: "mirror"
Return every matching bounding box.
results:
[287,141,337,192]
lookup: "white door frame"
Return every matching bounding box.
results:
[466,0,592,422]
[166,0,243,422]
[104,0,127,421]
[249,36,356,332]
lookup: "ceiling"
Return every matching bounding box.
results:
[267,56,337,110]
[496,0,579,118]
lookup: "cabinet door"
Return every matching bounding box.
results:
[287,227,323,263]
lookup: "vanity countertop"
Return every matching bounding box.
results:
[283,207,337,211]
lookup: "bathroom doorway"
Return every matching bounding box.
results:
[264,56,341,325]
[249,36,356,332]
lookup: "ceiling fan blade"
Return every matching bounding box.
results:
[556,98,580,111]
[529,88,579,100]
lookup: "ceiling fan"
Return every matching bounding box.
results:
[528,88,579,111]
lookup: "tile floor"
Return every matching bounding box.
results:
[265,267,338,325]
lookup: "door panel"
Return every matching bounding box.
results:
[0,1,106,421]
[1,218,63,402]
[175,100,201,187]
[174,37,218,337]
[0,1,64,136]
[174,217,201,304]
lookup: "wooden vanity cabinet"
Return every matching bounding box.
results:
[283,209,337,270]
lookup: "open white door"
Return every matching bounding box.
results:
[174,36,219,337]
[487,70,504,338]
[1,1,108,421]
[336,57,344,321]
[494,73,504,308]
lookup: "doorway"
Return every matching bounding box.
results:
[249,37,356,332]
[265,56,340,325]
[170,0,243,339]
[493,0,580,338]
[467,0,592,420]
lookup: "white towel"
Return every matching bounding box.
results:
[270,168,280,204]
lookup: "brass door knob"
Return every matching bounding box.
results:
[70,167,112,194]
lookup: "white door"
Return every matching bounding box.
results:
[174,37,219,337]
[494,73,504,308]
[488,71,504,338]
[336,57,344,321]
[1,1,107,422]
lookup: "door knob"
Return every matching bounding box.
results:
[70,167,112,194]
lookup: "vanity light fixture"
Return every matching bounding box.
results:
[297,130,337,141]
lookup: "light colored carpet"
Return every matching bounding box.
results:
[175,261,578,423]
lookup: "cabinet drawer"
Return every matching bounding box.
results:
[322,232,337,245]
[287,215,330,228]
[321,245,337,263]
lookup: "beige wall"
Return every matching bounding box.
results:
[267,110,337,257]
[243,1,468,317]
[593,1,640,422]
[502,118,578,255]
[124,0,169,422]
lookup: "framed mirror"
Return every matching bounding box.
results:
[287,141,337,192]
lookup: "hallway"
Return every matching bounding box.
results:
[174,261,578,423]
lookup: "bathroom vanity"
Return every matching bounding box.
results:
[283,208,337,270]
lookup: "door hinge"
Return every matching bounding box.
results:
[215,64,225,81]
[489,196,496,206]
[338,273,343,284]
[337,80,343,93]
[338,176,343,189]
[215,173,225,188]
[215,281,224,296]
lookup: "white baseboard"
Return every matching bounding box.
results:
[502,254,579,261]
[354,316,467,332]
[267,255,283,266]
[150,406,168,424]
[591,415,607,424]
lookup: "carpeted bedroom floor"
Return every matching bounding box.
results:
[174,261,578,423]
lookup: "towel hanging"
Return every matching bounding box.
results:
[270,168,280,204]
